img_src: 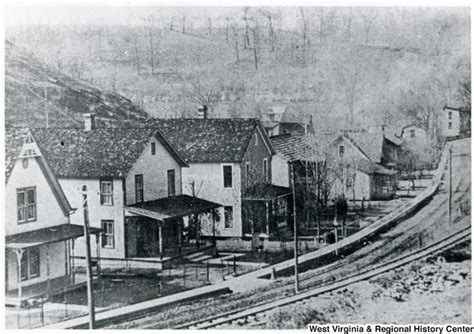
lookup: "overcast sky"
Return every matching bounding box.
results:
[5,2,470,28]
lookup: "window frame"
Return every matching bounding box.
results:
[100,178,114,206]
[17,186,36,224]
[223,165,233,189]
[245,162,251,187]
[167,169,176,197]
[151,142,156,155]
[338,145,345,158]
[135,174,144,203]
[254,133,259,146]
[224,206,233,228]
[263,158,268,182]
[101,220,115,249]
[21,248,40,281]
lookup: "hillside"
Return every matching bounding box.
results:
[5,40,149,128]
[5,8,470,132]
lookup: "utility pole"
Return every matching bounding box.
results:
[448,147,452,225]
[291,162,299,293]
[82,186,95,329]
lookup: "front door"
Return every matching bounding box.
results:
[136,220,158,257]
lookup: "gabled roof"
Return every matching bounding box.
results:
[356,159,398,176]
[146,118,274,163]
[5,127,187,179]
[270,134,318,162]
[343,131,401,163]
[5,128,73,215]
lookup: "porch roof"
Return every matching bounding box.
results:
[6,224,101,250]
[242,184,292,201]
[125,195,221,222]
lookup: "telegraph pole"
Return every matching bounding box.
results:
[82,186,96,329]
[291,162,299,293]
[448,148,453,225]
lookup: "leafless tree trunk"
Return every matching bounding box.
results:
[300,7,308,47]
[243,7,251,49]
[252,23,259,71]
[133,32,141,75]
[182,14,186,34]
[232,25,240,62]
[148,27,155,75]
[361,10,379,45]
[208,17,212,38]
[226,17,230,43]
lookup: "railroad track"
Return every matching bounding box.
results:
[177,225,471,329]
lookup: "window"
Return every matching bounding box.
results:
[448,122,452,130]
[223,165,233,188]
[101,220,115,248]
[224,206,233,228]
[21,248,40,281]
[167,169,176,196]
[100,179,113,205]
[263,158,268,182]
[410,129,415,138]
[448,111,452,120]
[135,174,144,203]
[17,187,36,223]
[246,162,250,187]
[346,177,353,190]
[151,142,156,155]
[255,133,259,146]
[338,145,345,158]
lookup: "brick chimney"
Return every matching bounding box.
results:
[84,113,96,131]
[197,105,208,119]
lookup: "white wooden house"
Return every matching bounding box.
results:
[5,129,100,305]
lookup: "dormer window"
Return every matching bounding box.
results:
[338,145,345,158]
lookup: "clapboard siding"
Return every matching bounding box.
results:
[125,137,182,205]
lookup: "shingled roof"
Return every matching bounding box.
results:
[146,118,274,163]
[344,131,400,164]
[5,127,187,179]
[270,134,318,162]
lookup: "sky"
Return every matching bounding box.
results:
[4,1,471,28]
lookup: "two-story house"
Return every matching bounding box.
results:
[440,106,471,139]
[151,118,289,243]
[329,131,400,201]
[8,117,220,269]
[5,128,101,305]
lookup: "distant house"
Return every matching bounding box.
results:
[271,133,327,228]
[440,106,471,138]
[400,124,427,141]
[329,132,400,201]
[6,116,220,269]
[5,129,101,305]
[152,118,290,242]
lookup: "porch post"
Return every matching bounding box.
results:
[265,201,270,236]
[95,234,101,277]
[178,219,182,254]
[46,244,50,294]
[14,249,25,304]
[71,239,75,284]
[14,249,25,329]
[158,222,163,260]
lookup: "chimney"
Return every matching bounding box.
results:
[84,113,96,131]
[197,105,208,119]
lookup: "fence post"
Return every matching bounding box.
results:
[41,296,44,327]
[183,263,186,288]
[221,258,225,280]
[195,263,198,280]
[206,261,210,283]
[233,255,236,275]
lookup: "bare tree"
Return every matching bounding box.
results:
[231,23,240,62]
[185,75,223,115]
[360,9,379,45]
[299,7,308,47]
[141,15,159,75]
[132,31,141,75]
[251,20,259,71]
[243,7,251,49]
